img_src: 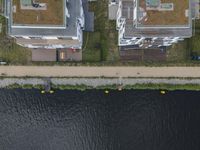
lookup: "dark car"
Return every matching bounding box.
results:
[192,55,200,60]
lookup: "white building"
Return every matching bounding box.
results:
[3,0,85,49]
[109,0,199,49]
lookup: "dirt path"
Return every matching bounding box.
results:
[0,66,200,78]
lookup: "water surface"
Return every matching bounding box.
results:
[0,89,199,150]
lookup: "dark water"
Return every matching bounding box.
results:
[0,89,200,150]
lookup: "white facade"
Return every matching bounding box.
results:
[114,0,198,49]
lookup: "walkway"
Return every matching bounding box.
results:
[0,66,200,77]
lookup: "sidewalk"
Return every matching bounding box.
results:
[0,66,200,77]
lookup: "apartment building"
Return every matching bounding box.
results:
[3,0,85,49]
[109,0,200,49]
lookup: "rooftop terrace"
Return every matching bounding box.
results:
[137,0,190,27]
[120,0,192,38]
[12,0,65,26]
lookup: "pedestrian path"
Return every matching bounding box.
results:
[0,66,200,77]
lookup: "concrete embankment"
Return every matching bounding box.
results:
[1,78,200,90]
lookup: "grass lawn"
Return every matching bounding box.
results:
[166,39,190,62]
[189,35,200,55]
[82,0,119,62]
[82,32,101,62]
[106,21,120,62]
[0,0,3,14]
[189,20,200,56]
[0,15,31,65]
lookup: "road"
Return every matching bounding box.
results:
[0,66,200,78]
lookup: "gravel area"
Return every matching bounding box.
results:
[51,78,200,87]
[0,78,200,88]
[0,78,44,88]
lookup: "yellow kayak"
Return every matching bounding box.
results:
[49,90,54,94]
[160,90,166,94]
[41,90,45,94]
[105,90,109,94]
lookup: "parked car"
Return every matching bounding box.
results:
[0,58,7,65]
[192,55,200,60]
[0,62,7,65]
